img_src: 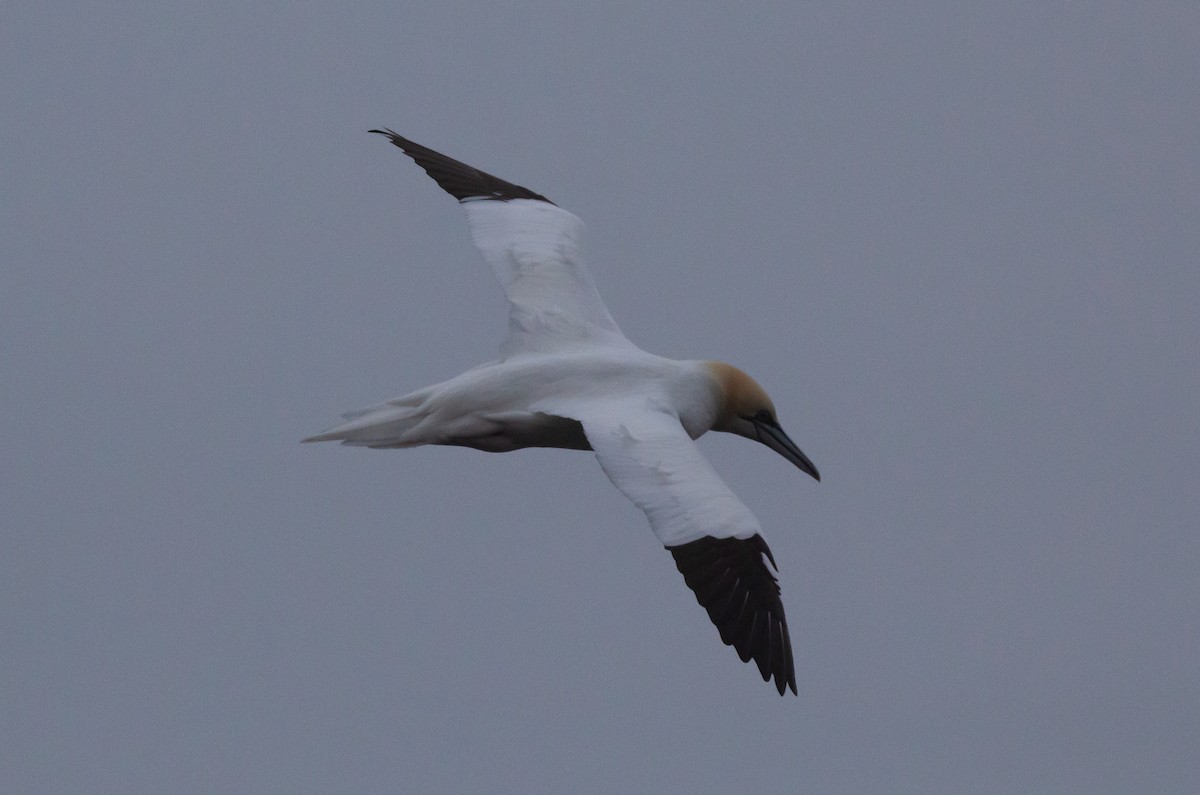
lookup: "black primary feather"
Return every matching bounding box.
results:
[668,534,797,695]
[370,128,554,204]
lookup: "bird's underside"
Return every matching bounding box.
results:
[305,128,809,696]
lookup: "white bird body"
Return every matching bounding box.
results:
[306,131,820,694]
[307,351,720,451]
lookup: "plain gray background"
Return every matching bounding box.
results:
[4,2,1198,792]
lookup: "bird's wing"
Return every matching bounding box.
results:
[371,129,633,355]
[578,406,797,695]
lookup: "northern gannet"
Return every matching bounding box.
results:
[306,130,821,695]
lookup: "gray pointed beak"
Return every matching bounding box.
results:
[753,419,820,482]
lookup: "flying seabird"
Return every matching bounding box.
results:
[305,130,821,695]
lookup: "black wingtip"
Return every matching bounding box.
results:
[368,127,554,205]
[668,534,798,696]
[369,127,404,142]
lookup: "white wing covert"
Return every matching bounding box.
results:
[371,129,631,354]
[581,408,760,547]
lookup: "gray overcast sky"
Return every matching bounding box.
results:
[3,2,1198,792]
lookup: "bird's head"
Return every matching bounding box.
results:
[707,362,820,482]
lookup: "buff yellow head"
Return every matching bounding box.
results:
[706,361,820,482]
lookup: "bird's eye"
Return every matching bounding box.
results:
[754,410,773,424]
